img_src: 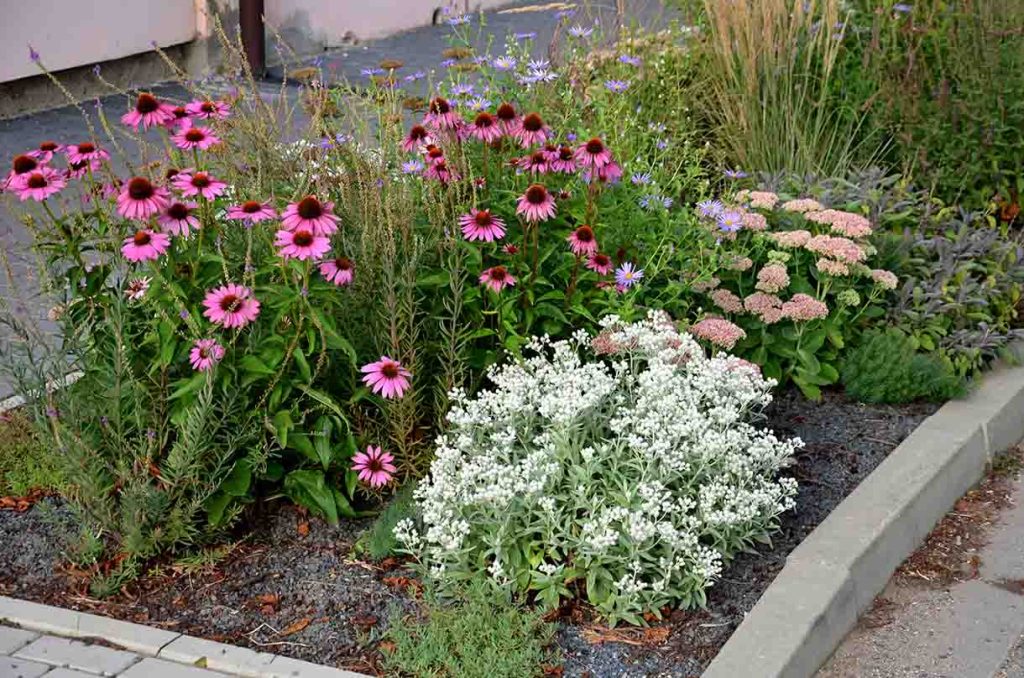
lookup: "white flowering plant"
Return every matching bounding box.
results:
[396,311,800,624]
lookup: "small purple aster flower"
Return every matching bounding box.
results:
[697,199,725,218]
[402,159,425,174]
[514,32,537,40]
[447,14,470,26]
[179,309,190,319]
[893,3,912,13]
[45,407,59,419]
[631,172,652,185]
[648,122,667,133]
[467,97,492,111]
[451,83,474,97]
[717,210,743,232]
[566,132,577,142]
[146,429,157,440]
[404,70,426,82]
[492,55,518,71]
[92,64,102,76]
[440,58,458,68]
[361,67,385,78]
[656,139,669,150]
[618,55,642,66]
[528,59,550,71]
[723,168,748,179]
[335,133,353,144]
[615,262,644,288]
[568,25,593,38]
[605,79,630,93]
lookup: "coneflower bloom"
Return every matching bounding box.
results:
[122,229,171,262]
[514,112,550,148]
[401,124,432,152]
[117,177,170,219]
[202,284,261,329]
[424,145,446,166]
[567,225,599,256]
[425,160,459,184]
[351,445,397,487]
[479,265,516,292]
[64,142,110,165]
[615,262,644,288]
[65,159,101,180]
[459,209,506,242]
[575,137,613,169]
[185,99,231,120]
[14,167,65,201]
[468,111,502,143]
[551,145,577,173]
[121,92,174,129]
[4,154,40,190]
[360,356,412,399]
[516,184,556,222]
[173,171,227,200]
[586,252,614,274]
[519,151,550,175]
[27,141,61,162]
[541,143,561,162]
[503,243,520,255]
[495,102,520,135]
[596,161,622,184]
[163,105,191,129]
[158,201,200,236]
[320,257,354,286]
[424,97,461,130]
[226,200,277,224]
[189,338,225,372]
[172,126,222,151]
[274,227,331,260]
[281,196,340,235]
[124,276,151,301]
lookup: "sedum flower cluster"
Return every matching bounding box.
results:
[396,311,800,624]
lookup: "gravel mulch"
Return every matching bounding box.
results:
[0,390,938,677]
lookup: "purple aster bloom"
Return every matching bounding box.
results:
[615,262,644,288]
[697,199,725,218]
[335,133,353,144]
[717,210,744,232]
[92,64,102,76]
[492,55,518,71]
[440,58,458,68]
[648,122,667,133]
[568,25,593,38]
[618,55,642,66]
[179,309,190,319]
[894,3,912,13]
[319,137,334,149]
[566,132,577,142]
[361,67,385,78]
[723,168,748,179]
[451,83,474,97]
[662,196,674,209]
[605,79,630,93]
[401,159,424,174]
[656,139,669,150]
[631,172,652,185]
[146,429,157,440]
[404,70,426,82]
[528,59,550,71]
[514,32,537,40]
[447,14,470,26]
[467,96,492,111]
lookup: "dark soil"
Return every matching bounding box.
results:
[0,390,938,677]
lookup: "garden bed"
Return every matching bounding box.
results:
[0,390,937,677]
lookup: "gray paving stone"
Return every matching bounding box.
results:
[262,655,368,678]
[39,669,97,678]
[0,598,82,638]
[0,626,38,655]
[74,614,179,656]
[13,636,139,676]
[119,657,228,677]
[0,656,51,678]
[158,636,275,676]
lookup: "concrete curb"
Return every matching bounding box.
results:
[0,596,370,677]
[704,345,1024,678]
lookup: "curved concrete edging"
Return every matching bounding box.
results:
[704,344,1024,678]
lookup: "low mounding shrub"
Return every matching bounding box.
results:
[841,329,965,404]
[396,312,799,624]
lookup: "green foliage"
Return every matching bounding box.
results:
[841,329,965,404]
[382,582,556,678]
[355,483,415,561]
[0,410,61,496]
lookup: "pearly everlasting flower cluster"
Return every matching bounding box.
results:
[396,312,800,622]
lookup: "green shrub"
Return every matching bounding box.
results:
[0,410,61,496]
[841,329,965,404]
[382,583,556,678]
[356,483,415,561]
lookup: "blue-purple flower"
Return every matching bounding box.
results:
[631,172,652,185]
[717,210,744,232]
[605,79,630,93]
[361,67,385,78]
[404,71,426,82]
[615,263,644,289]
[618,55,642,66]
[723,168,748,179]
[401,159,425,174]
[568,25,593,38]
[492,55,518,71]
[697,199,725,218]
[447,14,470,26]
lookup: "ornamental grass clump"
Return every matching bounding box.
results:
[396,312,799,624]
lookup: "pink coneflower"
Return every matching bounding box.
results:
[121,229,170,262]
[360,356,412,399]
[690,317,746,350]
[516,184,556,222]
[503,243,520,255]
[575,137,613,169]
[14,167,65,201]
[27,141,61,162]
[514,112,550,148]
[117,177,170,219]
[274,227,331,260]
[586,252,613,274]
[226,200,277,224]
[459,209,506,242]
[163,105,192,129]
[479,265,516,292]
[173,171,228,200]
[424,97,461,130]
[519,151,550,175]
[424,160,459,184]
[4,154,40,190]
[541,143,560,162]
[281,196,340,235]
[186,99,231,120]
[202,284,261,329]
[172,126,222,151]
[158,201,200,236]
[121,92,175,129]
[189,338,225,372]
[351,445,396,487]
[551,145,578,174]
[495,102,520,135]
[401,124,432,152]
[595,161,623,184]
[64,142,110,165]
[468,111,502,143]
[125,276,151,301]
[319,257,354,286]
[64,159,101,179]
[567,225,599,256]
[424,145,446,166]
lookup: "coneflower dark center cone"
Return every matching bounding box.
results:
[525,185,547,204]
[296,196,323,219]
[127,177,155,200]
[136,94,160,113]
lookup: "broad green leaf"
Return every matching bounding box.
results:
[221,461,252,497]
[284,469,338,524]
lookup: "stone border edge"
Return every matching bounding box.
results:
[704,343,1024,678]
[0,595,370,677]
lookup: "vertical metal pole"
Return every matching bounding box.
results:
[239,0,265,76]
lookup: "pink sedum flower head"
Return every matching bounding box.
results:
[282,196,340,235]
[122,229,170,262]
[871,269,899,290]
[361,356,412,399]
[711,288,744,314]
[401,124,433,152]
[320,256,354,286]
[226,200,277,224]
[158,201,200,236]
[480,265,516,292]
[748,191,779,210]
[351,445,397,487]
[186,99,231,120]
[690,317,747,350]
[117,177,170,219]
[575,137,613,170]
[781,198,824,213]
[172,126,222,151]
[64,142,110,165]
[189,338,225,372]
[121,93,175,129]
[744,292,785,324]
[516,184,556,223]
[459,209,506,242]
[755,263,790,293]
[567,225,599,256]
[173,171,228,200]
[586,252,614,275]
[15,167,65,201]
[782,293,829,321]
[202,284,261,329]
[514,112,550,148]
[468,112,503,143]
[768,229,812,248]
[274,227,331,260]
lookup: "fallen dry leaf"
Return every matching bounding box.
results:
[382,576,423,595]
[350,613,378,630]
[542,664,565,676]
[279,617,311,636]
[580,624,670,646]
